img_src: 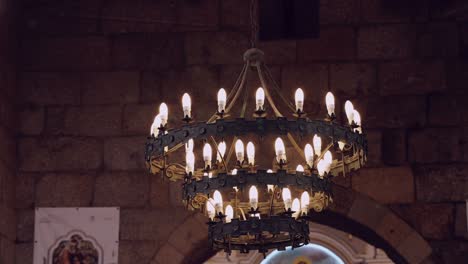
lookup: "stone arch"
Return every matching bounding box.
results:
[152,186,433,264]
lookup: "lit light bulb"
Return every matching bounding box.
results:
[225,205,234,223]
[353,109,362,133]
[150,114,162,135]
[338,141,345,151]
[246,142,255,165]
[282,188,292,211]
[275,137,286,163]
[213,190,223,214]
[296,164,304,172]
[326,92,335,116]
[206,198,215,221]
[256,87,265,111]
[267,169,273,173]
[185,151,195,174]
[182,93,191,118]
[231,169,237,175]
[185,139,194,153]
[216,141,226,162]
[292,198,300,219]
[203,143,212,169]
[317,159,326,178]
[313,134,322,156]
[233,186,239,192]
[159,103,168,126]
[235,139,244,163]
[267,184,274,192]
[324,150,332,173]
[300,191,310,215]
[203,172,213,178]
[249,186,258,209]
[217,88,227,113]
[344,100,354,125]
[304,143,314,167]
[295,88,304,112]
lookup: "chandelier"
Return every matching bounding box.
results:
[144,0,367,257]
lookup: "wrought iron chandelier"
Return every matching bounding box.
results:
[144,0,367,257]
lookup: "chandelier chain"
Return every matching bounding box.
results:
[250,0,259,48]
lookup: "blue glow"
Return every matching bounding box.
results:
[261,244,344,264]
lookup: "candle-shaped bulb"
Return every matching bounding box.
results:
[295,88,304,112]
[225,205,234,223]
[282,188,292,210]
[213,190,223,214]
[267,169,273,173]
[353,109,362,133]
[325,92,335,116]
[216,141,226,162]
[217,88,227,113]
[344,100,354,125]
[185,151,195,174]
[324,150,332,173]
[206,198,216,221]
[275,137,286,163]
[235,139,244,163]
[249,186,258,209]
[296,164,304,172]
[300,191,310,214]
[313,134,322,156]
[150,114,162,135]
[246,142,255,165]
[231,168,238,175]
[182,93,191,118]
[159,103,168,126]
[256,87,265,111]
[185,139,194,153]
[317,159,326,177]
[292,198,300,218]
[203,143,212,169]
[304,143,314,167]
[338,141,345,151]
[267,184,274,192]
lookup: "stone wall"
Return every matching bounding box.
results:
[0,0,16,263]
[14,0,468,263]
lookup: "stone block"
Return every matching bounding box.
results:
[297,27,355,61]
[169,180,185,208]
[0,92,16,130]
[123,104,157,135]
[64,106,123,136]
[81,72,140,105]
[118,240,159,264]
[153,243,184,264]
[320,0,359,24]
[379,61,446,95]
[0,160,15,205]
[16,210,34,242]
[36,173,95,207]
[19,137,102,172]
[431,241,468,264]
[221,0,249,29]
[167,216,208,256]
[348,195,389,230]
[376,212,413,249]
[366,130,382,166]
[104,137,146,171]
[0,126,16,167]
[447,61,468,94]
[111,33,184,70]
[352,166,414,204]
[415,164,468,202]
[428,95,468,126]
[330,63,377,98]
[462,23,468,59]
[257,40,296,64]
[16,243,33,264]
[382,129,407,165]
[409,128,463,163]
[360,0,423,23]
[0,204,16,240]
[178,0,219,30]
[397,231,432,264]
[455,203,468,239]
[19,105,44,135]
[0,237,15,264]
[140,72,162,103]
[19,72,81,105]
[94,172,149,207]
[15,173,36,209]
[150,174,170,209]
[364,96,426,128]
[21,36,110,71]
[185,31,249,65]
[358,25,415,59]
[416,22,459,58]
[328,185,356,215]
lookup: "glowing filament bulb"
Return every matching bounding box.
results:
[182,93,191,118]
[185,151,195,174]
[275,137,286,163]
[292,198,300,218]
[217,88,227,113]
[213,190,223,214]
[203,143,212,168]
[295,88,304,112]
[313,134,322,156]
[325,92,335,116]
[267,184,274,192]
[231,169,238,175]
[344,100,354,125]
[246,142,255,165]
[185,139,194,153]
[216,141,226,162]
[304,143,314,167]
[159,103,168,126]
[338,141,345,151]
[282,188,292,211]
[249,186,258,209]
[296,164,304,172]
[225,205,234,223]
[256,87,265,111]
[267,169,273,173]
[324,150,332,173]
[235,139,244,163]
[206,198,215,221]
[317,159,326,178]
[150,114,162,135]
[353,109,362,133]
[301,191,310,214]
